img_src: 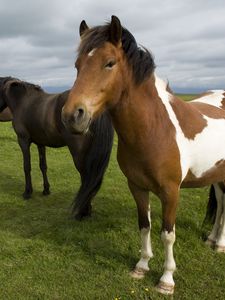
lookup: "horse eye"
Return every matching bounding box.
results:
[104,60,116,69]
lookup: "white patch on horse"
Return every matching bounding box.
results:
[135,227,152,271]
[155,75,190,180]
[160,228,176,286]
[192,90,225,108]
[88,48,96,57]
[155,75,225,181]
[135,205,153,271]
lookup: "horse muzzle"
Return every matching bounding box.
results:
[61,105,91,134]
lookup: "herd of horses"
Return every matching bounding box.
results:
[0,15,224,295]
[0,77,114,219]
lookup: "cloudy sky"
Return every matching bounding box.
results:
[0,0,224,93]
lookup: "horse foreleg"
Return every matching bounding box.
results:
[128,181,153,279]
[156,185,178,295]
[37,145,50,195]
[18,137,33,199]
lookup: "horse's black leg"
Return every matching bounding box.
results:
[18,137,33,199]
[202,185,217,230]
[37,145,50,195]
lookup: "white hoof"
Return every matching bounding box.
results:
[155,281,175,295]
[215,245,225,253]
[205,238,215,248]
[129,267,148,279]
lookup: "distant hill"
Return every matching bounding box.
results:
[173,87,208,94]
[43,86,71,93]
[43,85,217,95]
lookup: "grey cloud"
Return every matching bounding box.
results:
[0,0,224,92]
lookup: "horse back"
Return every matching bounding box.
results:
[191,90,225,110]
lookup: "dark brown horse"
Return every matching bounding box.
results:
[62,16,225,294]
[0,77,113,219]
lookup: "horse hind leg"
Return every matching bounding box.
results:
[37,145,50,196]
[206,183,224,248]
[215,183,225,252]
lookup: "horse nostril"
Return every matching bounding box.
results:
[74,107,85,122]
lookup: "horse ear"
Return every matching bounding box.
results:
[6,81,26,99]
[79,20,89,37]
[109,15,122,46]
[166,80,173,94]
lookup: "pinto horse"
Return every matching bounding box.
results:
[0,77,113,219]
[62,16,225,294]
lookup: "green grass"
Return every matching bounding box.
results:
[176,94,197,101]
[0,95,225,299]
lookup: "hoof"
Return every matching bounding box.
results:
[73,211,91,221]
[23,193,32,200]
[215,245,225,253]
[155,281,174,295]
[205,238,215,248]
[130,267,148,280]
[42,189,50,196]
[72,206,92,221]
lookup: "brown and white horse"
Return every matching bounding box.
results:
[62,16,225,294]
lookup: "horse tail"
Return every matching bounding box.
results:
[202,185,217,226]
[72,112,114,219]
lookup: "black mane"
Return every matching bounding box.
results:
[0,77,14,88]
[0,76,42,91]
[79,24,155,85]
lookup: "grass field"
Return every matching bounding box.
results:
[0,94,225,300]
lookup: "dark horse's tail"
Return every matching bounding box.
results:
[202,185,217,227]
[72,112,114,219]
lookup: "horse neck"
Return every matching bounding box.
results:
[110,73,166,145]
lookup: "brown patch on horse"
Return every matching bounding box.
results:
[170,96,207,140]
[218,181,225,192]
[191,102,225,119]
[112,75,182,198]
[182,159,225,188]
[220,92,225,110]
[216,159,224,166]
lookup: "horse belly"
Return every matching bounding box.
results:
[32,130,65,147]
[182,162,225,188]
